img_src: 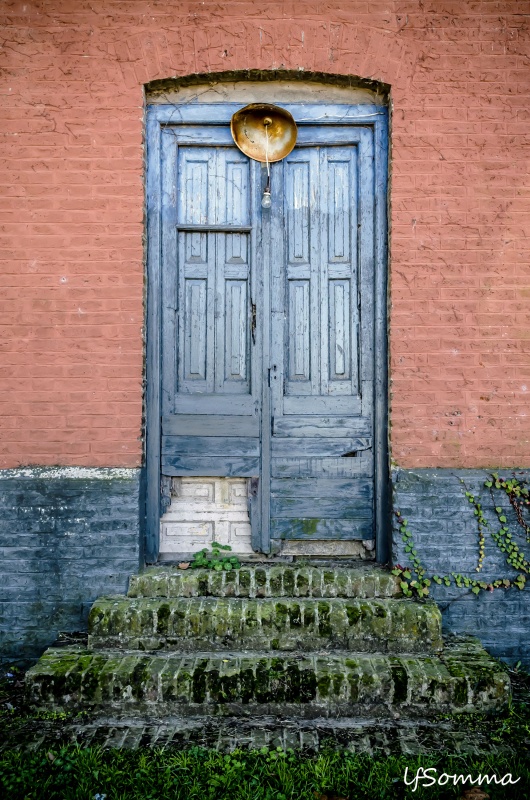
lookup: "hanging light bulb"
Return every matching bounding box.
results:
[261,179,271,209]
[261,119,272,210]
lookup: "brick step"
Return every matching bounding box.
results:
[4,716,513,756]
[128,565,400,600]
[87,596,443,654]
[26,638,510,719]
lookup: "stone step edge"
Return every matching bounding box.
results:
[87,596,443,654]
[3,716,515,756]
[26,639,510,717]
[128,566,401,599]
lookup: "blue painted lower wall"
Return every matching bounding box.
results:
[0,468,142,665]
[2,465,529,668]
[393,468,530,668]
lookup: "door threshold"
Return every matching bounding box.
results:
[158,552,277,564]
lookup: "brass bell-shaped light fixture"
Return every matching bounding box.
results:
[230,103,298,164]
[230,103,297,210]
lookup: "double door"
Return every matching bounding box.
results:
[147,103,387,559]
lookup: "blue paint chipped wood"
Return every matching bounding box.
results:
[146,100,389,558]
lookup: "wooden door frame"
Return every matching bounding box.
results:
[144,102,389,564]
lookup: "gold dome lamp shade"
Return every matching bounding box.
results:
[230,103,298,163]
[230,103,298,209]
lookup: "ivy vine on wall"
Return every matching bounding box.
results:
[393,473,528,598]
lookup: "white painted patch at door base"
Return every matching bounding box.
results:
[159,477,253,556]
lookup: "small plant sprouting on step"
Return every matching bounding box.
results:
[190,542,241,571]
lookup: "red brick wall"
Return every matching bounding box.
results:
[0,1,528,468]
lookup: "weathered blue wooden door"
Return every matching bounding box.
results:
[146,103,388,561]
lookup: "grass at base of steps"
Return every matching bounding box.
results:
[1,746,530,800]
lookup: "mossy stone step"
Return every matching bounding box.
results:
[26,638,510,718]
[3,716,515,756]
[128,565,400,600]
[87,596,443,654]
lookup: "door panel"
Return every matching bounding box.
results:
[162,137,260,485]
[269,132,375,543]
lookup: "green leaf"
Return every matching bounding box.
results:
[499,516,507,523]
[403,570,411,579]
[471,586,481,595]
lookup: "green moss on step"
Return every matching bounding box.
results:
[130,658,151,700]
[255,661,272,703]
[156,603,171,635]
[283,569,295,595]
[453,678,468,706]
[295,571,309,596]
[238,570,251,593]
[269,568,282,596]
[317,602,331,638]
[332,673,344,695]
[304,604,315,631]
[284,664,300,703]
[390,662,408,704]
[317,674,330,698]
[255,568,267,594]
[191,661,208,704]
[289,603,302,628]
[299,669,317,702]
[346,604,361,627]
[274,602,288,631]
[239,668,255,703]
